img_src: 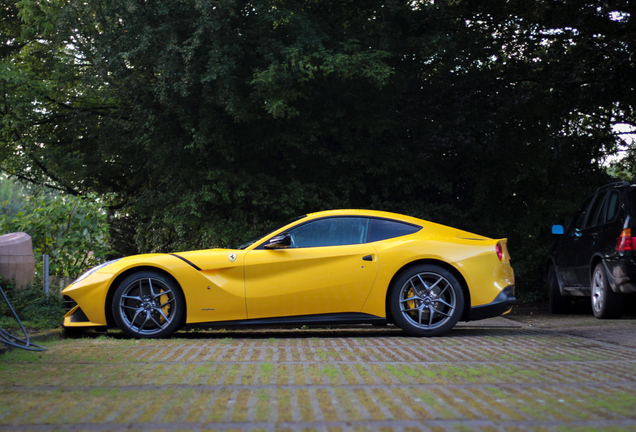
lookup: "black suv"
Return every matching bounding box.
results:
[547,182,636,318]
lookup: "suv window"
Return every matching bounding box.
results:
[628,189,636,217]
[606,190,620,222]
[586,191,608,228]
[567,195,594,234]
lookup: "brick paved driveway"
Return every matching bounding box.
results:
[1,312,635,431]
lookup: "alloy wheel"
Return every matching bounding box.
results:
[398,271,457,330]
[591,268,604,315]
[117,277,178,336]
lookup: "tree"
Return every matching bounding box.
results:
[1,0,634,295]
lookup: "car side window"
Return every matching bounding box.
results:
[368,218,421,242]
[606,191,620,222]
[586,191,607,228]
[289,217,369,248]
[567,195,593,235]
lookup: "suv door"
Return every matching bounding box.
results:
[598,189,624,263]
[555,195,594,287]
[573,191,609,287]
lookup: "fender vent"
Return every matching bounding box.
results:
[63,295,78,312]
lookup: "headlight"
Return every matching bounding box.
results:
[73,259,122,285]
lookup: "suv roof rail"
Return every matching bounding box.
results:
[597,181,632,191]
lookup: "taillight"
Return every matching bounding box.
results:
[496,243,503,261]
[616,228,633,251]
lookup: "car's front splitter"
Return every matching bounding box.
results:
[63,305,107,328]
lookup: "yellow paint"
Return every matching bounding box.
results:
[244,244,379,318]
[62,209,514,328]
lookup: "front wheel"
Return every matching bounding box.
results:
[112,271,185,338]
[389,265,464,336]
[591,263,623,319]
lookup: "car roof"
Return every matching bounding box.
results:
[596,181,634,192]
[304,209,425,226]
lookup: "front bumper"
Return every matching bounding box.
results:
[467,285,516,321]
[63,304,107,328]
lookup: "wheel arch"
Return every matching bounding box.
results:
[104,266,187,328]
[384,259,472,323]
[545,257,560,292]
[545,256,557,274]
[589,254,605,286]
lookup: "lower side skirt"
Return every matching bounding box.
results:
[183,312,387,330]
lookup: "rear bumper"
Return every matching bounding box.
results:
[603,259,636,294]
[467,285,516,321]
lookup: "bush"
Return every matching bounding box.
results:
[0,186,111,279]
[0,277,65,330]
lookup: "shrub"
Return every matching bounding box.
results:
[0,277,65,330]
[0,187,111,279]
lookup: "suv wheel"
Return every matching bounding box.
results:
[547,266,569,314]
[591,263,623,319]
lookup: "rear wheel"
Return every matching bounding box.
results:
[112,271,185,338]
[389,265,464,337]
[547,266,570,314]
[591,263,623,319]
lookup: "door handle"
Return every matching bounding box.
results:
[362,255,373,261]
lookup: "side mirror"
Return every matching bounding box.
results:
[552,225,564,235]
[264,233,292,249]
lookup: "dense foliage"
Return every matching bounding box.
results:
[0,180,111,279]
[0,277,65,330]
[1,0,634,296]
[0,175,26,216]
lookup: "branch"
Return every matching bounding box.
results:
[16,138,84,197]
[42,96,120,117]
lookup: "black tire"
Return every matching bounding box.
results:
[389,264,464,337]
[547,266,570,314]
[112,271,185,338]
[591,263,623,319]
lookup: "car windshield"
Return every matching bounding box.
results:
[232,215,307,250]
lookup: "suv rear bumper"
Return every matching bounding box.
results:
[604,259,636,294]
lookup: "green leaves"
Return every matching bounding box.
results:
[0,185,111,278]
[0,0,634,297]
[252,41,393,118]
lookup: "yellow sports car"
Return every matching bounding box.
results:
[62,210,515,338]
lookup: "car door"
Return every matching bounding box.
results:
[555,195,594,287]
[243,217,379,319]
[573,191,608,286]
[599,189,623,257]
[590,189,624,281]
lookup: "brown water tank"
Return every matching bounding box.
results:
[0,232,35,288]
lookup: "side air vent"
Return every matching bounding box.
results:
[63,295,78,312]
